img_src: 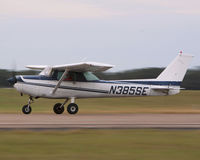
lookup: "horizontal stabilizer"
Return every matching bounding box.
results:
[151,86,184,90]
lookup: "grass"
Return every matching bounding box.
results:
[0,129,200,160]
[0,89,200,114]
[0,89,200,160]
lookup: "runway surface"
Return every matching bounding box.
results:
[1,114,200,129]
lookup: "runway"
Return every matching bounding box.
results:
[0,114,200,129]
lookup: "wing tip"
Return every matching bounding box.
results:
[26,65,47,70]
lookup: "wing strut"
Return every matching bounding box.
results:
[51,69,68,94]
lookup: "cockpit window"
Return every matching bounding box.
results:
[57,71,64,80]
[72,72,86,82]
[83,72,99,81]
[52,70,65,80]
[51,70,87,82]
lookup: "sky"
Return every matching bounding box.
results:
[0,0,200,71]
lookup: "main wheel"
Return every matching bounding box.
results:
[67,103,79,114]
[53,103,64,114]
[22,105,32,114]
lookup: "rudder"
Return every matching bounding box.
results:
[157,53,194,82]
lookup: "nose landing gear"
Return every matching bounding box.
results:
[22,97,33,114]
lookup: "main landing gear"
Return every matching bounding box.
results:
[22,97,79,115]
[53,98,79,115]
[67,103,79,114]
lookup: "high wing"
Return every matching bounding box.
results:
[53,62,114,72]
[26,62,114,72]
[26,62,114,94]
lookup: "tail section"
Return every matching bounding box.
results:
[157,53,194,82]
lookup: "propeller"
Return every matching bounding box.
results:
[7,61,18,86]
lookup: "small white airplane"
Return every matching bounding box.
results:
[8,52,193,114]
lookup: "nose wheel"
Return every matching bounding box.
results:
[22,105,32,114]
[22,97,33,114]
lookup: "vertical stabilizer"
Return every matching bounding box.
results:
[157,53,194,81]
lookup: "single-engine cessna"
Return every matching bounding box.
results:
[8,53,193,114]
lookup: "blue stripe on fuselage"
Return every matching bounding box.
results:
[21,75,181,86]
[17,76,109,94]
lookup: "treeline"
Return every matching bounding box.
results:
[96,68,200,90]
[0,68,200,89]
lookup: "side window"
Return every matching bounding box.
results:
[51,70,87,82]
[64,73,73,81]
[72,72,86,82]
[57,71,64,80]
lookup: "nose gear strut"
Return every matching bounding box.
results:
[22,96,34,114]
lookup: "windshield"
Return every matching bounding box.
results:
[83,72,99,81]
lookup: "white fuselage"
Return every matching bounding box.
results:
[14,76,180,99]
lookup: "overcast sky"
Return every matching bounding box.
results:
[0,0,199,71]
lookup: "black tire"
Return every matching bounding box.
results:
[53,103,64,114]
[67,103,79,114]
[22,105,32,114]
